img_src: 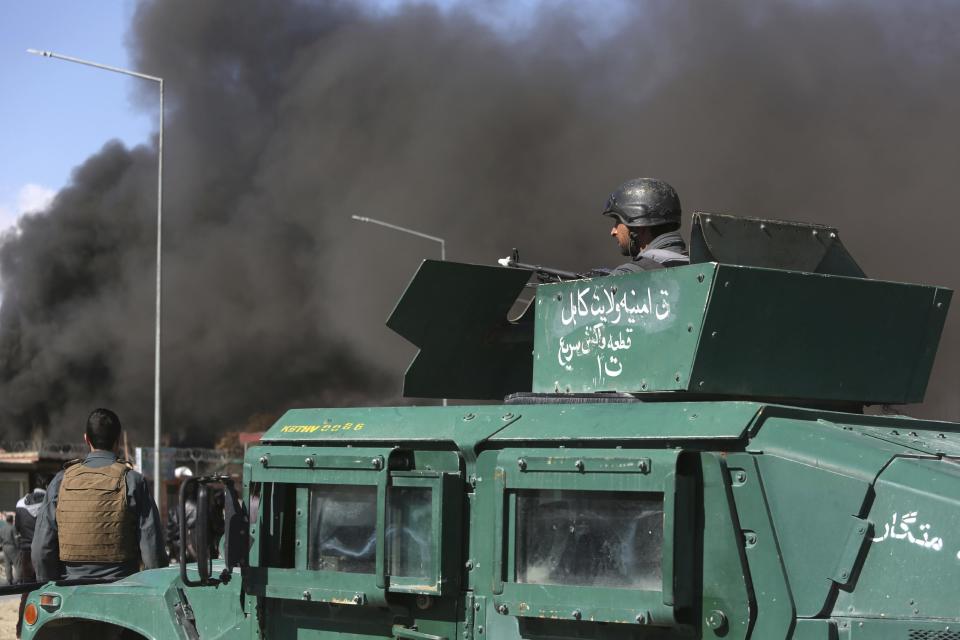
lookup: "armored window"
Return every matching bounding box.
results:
[247,445,461,605]
[384,471,459,595]
[491,449,690,626]
[386,485,434,582]
[515,489,663,589]
[308,484,377,573]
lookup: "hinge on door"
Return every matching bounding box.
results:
[832,515,872,587]
[462,593,475,640]
[173,588,200,640]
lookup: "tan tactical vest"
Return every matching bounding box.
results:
[56,461,138,563]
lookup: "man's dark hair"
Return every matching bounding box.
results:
[86,408,122,450]
[5,515,12,524]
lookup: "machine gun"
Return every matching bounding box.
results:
[497,248,609,282]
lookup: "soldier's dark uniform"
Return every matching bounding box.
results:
[602,177,690,274]
[610,230,689,274]
[32,451,166,582]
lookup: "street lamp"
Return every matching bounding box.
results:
[28,48,166,504]
[350,215,447,406]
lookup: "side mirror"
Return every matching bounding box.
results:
[179,475,248,587]
[195,482,212,583]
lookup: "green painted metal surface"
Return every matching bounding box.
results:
[755,455,871,617]
[688,211,865,277]
[533,264,712,394]
[387,259,534,399]
[533,263,950,404]
[487,400,758,442]
[687,266,950,404]
[791,619,837,639]
[698,453,752,639]
[25,400,960,640]
[835,457,960,620]
[20,563,251,639]
[726,453,796,639]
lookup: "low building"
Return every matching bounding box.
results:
[0,442,86,510]
[0,440,239,522]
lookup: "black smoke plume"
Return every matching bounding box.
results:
[2,0,958,443]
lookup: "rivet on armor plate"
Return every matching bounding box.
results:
[705,610,726,630]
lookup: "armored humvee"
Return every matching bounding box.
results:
[13,213,960,639]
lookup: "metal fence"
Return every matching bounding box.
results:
[0,441,238,474]
[0,441,87,460]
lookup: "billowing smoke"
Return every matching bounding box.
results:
[1,0,958,443]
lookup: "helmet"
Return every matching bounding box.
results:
[601,177,681,228]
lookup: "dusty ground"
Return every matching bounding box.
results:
[0,595,19,640]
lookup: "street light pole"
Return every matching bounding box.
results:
[28,49,166,505]
[350,215,447,406]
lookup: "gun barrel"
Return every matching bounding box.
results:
[498,256,585,281]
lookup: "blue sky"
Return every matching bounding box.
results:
[0,1,151,230]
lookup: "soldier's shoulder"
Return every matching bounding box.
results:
[612,259,663,275]
[47,469,66,487]
[610,262,638,275]
[123,466,146,485]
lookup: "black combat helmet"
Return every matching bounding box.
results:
[601,177,681,228]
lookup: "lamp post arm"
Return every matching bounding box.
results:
[27,49,163,84]
[351,215,446,250]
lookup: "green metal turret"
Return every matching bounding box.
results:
[390,212,951,408]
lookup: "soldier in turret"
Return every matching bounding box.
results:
[602,177,689,273]
[31,408,167,582]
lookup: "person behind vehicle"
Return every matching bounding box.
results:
[165,480,224,564]
[15,488,46,637]
[0,514,15,585]
[32,408,167,582]
[15,488,45,583]
[602,177,689,274]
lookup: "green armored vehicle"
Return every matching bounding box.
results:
[15,213,960,639]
